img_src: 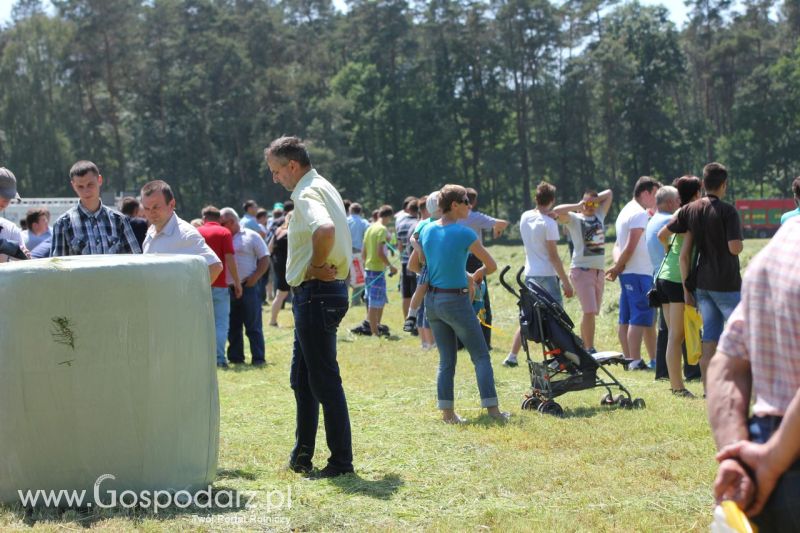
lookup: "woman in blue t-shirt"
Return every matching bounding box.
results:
[419,184,508,424]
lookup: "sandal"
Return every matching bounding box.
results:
[671,389,696,399]
[443,415,466,425]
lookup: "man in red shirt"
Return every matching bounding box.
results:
[198,205,242,368]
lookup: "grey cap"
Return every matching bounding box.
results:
[0,167,20,200]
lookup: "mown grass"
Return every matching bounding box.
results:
[0,240,768,531]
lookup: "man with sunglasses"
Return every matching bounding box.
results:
[552,188,613,353]
[457,187,509,350]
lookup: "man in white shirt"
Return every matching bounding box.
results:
[503,182,573,367]
[606,176,661,369]
[0,167,28,263]
[140,180,222,284]
[220,207,269,366]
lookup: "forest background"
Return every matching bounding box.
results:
[1,0,799,222]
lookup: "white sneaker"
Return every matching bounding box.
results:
[628,359,647,370]
[503,355,519,367]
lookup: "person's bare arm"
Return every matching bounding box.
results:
[679,231,694,306]
[408,248,421,274]
[468,240,497,285]
[728,239,744,256]
[546,240,573,297]
[306,223,337,281]
[606,227,643,281]
[376,232,398,276]
[226,253,242,298]
[245,256,269,288]
[597,189,613,213]
[551,203,581,224]
[657,219,676,249]
[716,387,800,516]
[208,262,223,284]
[708,352,755,511]
[707,354,752,450]
[492,219,509,239]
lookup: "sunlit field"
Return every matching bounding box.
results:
[0,240,769,532]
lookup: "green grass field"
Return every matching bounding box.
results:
[1,240,768,532]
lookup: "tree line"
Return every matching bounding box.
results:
[1,0,799,222]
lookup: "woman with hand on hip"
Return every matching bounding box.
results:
[418,184,509,424]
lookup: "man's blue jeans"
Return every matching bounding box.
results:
[211,287,230,365]
[228,285,265,364]
[749,416,800,531]
[424,291,498,409]
[289,280,353,473]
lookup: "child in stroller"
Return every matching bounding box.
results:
[499,266,645,416]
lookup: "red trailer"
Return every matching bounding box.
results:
[735,198,796,238]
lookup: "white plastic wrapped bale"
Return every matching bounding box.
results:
[0,255,219,504]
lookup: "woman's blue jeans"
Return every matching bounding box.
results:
[424,291,498,409]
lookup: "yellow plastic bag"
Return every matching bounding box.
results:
[684,305,703,365]
[711,501,758,533]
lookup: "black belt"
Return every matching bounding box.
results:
[429,286,468,294]
[292,279,346,294]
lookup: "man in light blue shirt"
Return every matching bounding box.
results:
[241,199,266,238]
[645,186,679,275]
[347,203,369,252]
[644,185,683,380]
[347,202,370,306]
[780,177,800,225]
[456,187,508,350]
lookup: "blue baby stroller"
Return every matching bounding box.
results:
[499,266,645,416]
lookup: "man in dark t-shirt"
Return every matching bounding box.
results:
[663,162,743,388]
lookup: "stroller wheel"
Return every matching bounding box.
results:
[632,398,646,409]
[600,393,615,406]
[618,397,633,409]
[538,401,563,417]
[521,396,541,411]
[614,394,626,404]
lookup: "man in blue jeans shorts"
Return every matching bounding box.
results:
[664,162,743,389]
[606,176,661,369]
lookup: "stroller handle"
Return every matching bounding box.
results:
[515,267,526,290]
[498,265,520,298]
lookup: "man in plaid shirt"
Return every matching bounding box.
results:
[709,217,800,530]
[51,161,141,256]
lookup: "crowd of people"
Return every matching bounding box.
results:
[1,149,799,526]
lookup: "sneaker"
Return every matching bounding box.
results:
[350,324,372,336]
[287,461,313,475]
[628,359,647,370]
[648,359,657,370]
[502,355,518,367]
[672,388,696,399]
[489,411,511,422]
[403,316,417,332]
[587,347,597,355]
[314,466,355,479]
[216,362,229,369]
